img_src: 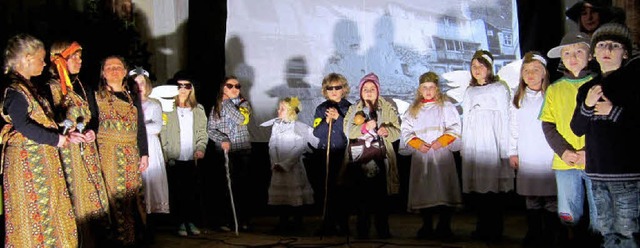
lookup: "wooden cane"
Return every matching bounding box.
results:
[321,119,332,239]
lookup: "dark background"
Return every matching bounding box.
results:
[0,0,567,227]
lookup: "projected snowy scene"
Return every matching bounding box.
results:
[226,0,520,141]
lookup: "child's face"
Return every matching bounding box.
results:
[580,7,600,33]
[594,40,626,73]
[223,78,241,99]
[521,60,545,91]
[277,102,289,120]
[135,75,146,96]
[326,81,344,102]
[560,43,590,76]
[361,82,378,102]
[471,59,488,84]
[419,82,438,101]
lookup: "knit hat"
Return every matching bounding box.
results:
[590,22,632,57]
[547,32,591,58]
[359,72,380,98]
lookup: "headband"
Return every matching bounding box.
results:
[129,66,150,78]
[50,42,82,95]
[481,54,493,65]
[532,54,547,66]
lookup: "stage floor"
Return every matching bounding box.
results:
[148,209,601,248]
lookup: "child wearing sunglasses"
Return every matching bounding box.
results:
[161,70,209,237]
[208,75,254,231]
[311,73,352,236]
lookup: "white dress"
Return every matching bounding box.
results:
[508,88,556,196]
[461,82,514,193]
[400,101,463,212]
[267,119,318,206]
[141,99,170,213]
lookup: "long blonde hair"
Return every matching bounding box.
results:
[3,34,44,74]
[175,80,198,109]
[407,72,445,118]
[512,51,550,109]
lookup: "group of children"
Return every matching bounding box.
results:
[263,22,638,248]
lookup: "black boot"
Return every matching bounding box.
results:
[435,206,455,242]
[542,210,560,246]
[417,208,435,239]
[523,209,543,246]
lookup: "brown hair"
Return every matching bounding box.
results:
[469,50,500,86]
[213,75,245,119]
[97,55,132,104]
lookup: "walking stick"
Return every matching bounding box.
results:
[321,119,332,239]
[223,150,240,236]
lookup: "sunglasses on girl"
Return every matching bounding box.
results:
[225,83,242,89]
[325,85,343,91]
[177,83,192,90]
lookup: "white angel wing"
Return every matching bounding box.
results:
[260,118,277,127]
[149,85,179,112]
[441,70,471,104]
[392,98,411,116]
[497,59,523,93]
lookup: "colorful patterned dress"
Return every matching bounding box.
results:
[49,80,110,222]
[96,91,145,245]
[0,74,78,247]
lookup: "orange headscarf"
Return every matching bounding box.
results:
[50,42,82,95]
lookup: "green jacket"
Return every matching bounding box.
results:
[342,97,401,195]
[160,104,208,162]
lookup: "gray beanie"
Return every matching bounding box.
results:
[591,23,632,57]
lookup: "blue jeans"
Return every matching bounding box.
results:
[555,169,597,227]
[592,180,640,248]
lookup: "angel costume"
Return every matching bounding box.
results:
[461,82,513,193]
[267,119,318,206]
[508,88,555,196]
[141,98,170,213]
[400,101,463,211]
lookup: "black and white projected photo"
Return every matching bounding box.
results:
[226,0,521,142]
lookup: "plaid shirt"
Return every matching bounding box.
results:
[207,98,251,152]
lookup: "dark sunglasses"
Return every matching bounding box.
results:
[177,83,192,90]
[325,85,343,91]
[225,83,242,89]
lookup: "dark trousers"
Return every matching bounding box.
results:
[167,160,200,224]
[315,149,350,233]
[353,160,390,238]
[469,192,506,241]
[225,150,253,226]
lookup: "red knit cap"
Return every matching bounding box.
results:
[358,72,380,99]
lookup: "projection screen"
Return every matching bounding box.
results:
[226,0,520,142]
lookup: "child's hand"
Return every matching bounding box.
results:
[365,120,377,131]
[325,107,339,123]
[430,140,442,150]
[509,155,519,169]
[594,95,612,115]
[585,85,603,107]
[377,126,389,137]
[576,150,586,165]
[561,150,579,166]
[418,143,431,153]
